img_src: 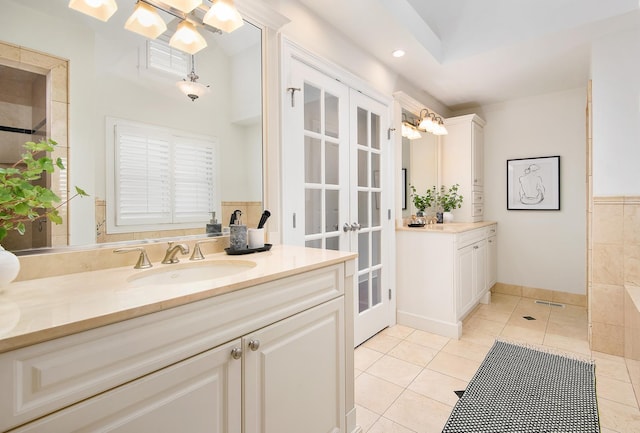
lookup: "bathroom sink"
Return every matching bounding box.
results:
[126,260,257,287]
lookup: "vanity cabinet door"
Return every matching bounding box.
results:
[244,297,345,433]
[487,234,497,290]
[456,243,475,315]
[11,340,242,433]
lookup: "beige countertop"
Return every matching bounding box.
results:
[0,245,357,354]
[396,221,496,234]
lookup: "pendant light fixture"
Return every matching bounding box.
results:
[176,55,210,101]
[161,0,202,13]
[124,1,167,39]
[68,0,118,22]
[170,20,208,54]
[203,0,244,33]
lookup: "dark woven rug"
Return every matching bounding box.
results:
[442,340,599,433]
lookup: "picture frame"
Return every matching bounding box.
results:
[402,168,407,210]
[507,156,560,210]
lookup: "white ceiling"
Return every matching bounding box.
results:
[297,0,640,110]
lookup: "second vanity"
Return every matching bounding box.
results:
[396,222,497,339]
[0,245,358,433]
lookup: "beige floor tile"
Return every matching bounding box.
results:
[381,324,416,340]
[513,298,552,320]
[355,368,363,378]
[598,398,640,433]
[464,316,506,336]
[459,328,498,347]
[355,346,384,371]
[363,333,402,353]
[442,338,492,362]
[355,372,404,415]
[597,376,640,408]
[593,352,632,383]
[549,304,588,321]
[405,329,451,350]
[387,340,439,367]
[426,351,481,382]
[355,404,379,433]
[469,304,514,323]
[500,324,546,345]
[408,368,468,406]
[506,313,549,331]
[546,320,588,340]
[367,416,416,433]
[384,389,453,433]
[367,355,423,388]
[490,292,521,308]
[543,333,592,356]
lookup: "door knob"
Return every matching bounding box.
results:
[343,223,351,232]
[350,222,361,231]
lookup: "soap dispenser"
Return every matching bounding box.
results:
[206,211,222,235]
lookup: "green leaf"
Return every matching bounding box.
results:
[75,186,89,196]
[0,227,7,242]
[16,222,26,235]
[13,202,30,215]
[56,157,65,170]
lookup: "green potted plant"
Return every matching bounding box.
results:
[436,184,463,223]
[409,184,436,217]
[0,139,88,287]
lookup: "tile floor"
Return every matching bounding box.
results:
[354,293,640,433]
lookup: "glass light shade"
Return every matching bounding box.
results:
[176,80,210,101]
[418,115,435,133]
[203,0,244,33]
[402,122,421,140]
[124,2,167,39]
[170,21,208,54]
[68,0,117,22]
[162,0,202,13]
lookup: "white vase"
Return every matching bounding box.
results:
[0,245,20,289]
[443,211,454,223]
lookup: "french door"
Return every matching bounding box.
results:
[283,58,392,346]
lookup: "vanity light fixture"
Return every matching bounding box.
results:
[177,55,210,101]
[68,0,118,22]
[124,1,167,39]
[432,117,448,135]
[170,20,208,54]
[203,0,244,33]
[401,114,422,140]
[418,109,448,136]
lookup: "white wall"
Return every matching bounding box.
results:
[591,26,640,196]
[476,88,587,294]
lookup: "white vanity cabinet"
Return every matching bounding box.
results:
[442,114,486,223]
[0,260,356,433]
[396,223,497,339]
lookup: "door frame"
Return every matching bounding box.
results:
[280,38,397,342]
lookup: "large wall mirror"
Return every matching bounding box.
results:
[0,0,263,253]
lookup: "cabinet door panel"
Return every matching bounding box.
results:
[456,245,474,314]
[473,241,487,300]
[487,235,497,289]
[12,340,242,433]
[244,297,345,433]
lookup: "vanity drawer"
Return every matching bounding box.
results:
[0,263,345,432]
[472,205,484,217]
[472,191,484,204]
[457,228,486,248]
[486,225,497,237]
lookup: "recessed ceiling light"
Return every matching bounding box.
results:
[392,49,406,58]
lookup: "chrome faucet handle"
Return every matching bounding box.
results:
[114,247,152,269]
[161,242,190,264]
[190,239,219,261]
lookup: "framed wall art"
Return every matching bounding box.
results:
[507,156,560,210]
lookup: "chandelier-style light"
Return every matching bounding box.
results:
[68,0,118,22]
[69,0,244,53]
[176,55,210,101]
[124,1,167,39]
[418,108,448,136]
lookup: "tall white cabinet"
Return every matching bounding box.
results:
[442,114,486,222]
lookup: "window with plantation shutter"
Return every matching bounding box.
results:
[147,36,189,78]
[106,118,217,234]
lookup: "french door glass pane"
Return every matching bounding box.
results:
[371,113,380,150]
[358,149,368,187]
[358,191,369,228]
[372,269,382,306]
[305,136,321,183]
[325,190,339,232]
[305,238,321,249]
[326,236,339,251]
[372,230,381,266]
[371,192,381,227]
[325,141,339,184]
[304,83,321,133]
[305,189,321,235]
[371,153,380,187]
[325,92,339,138]
[358,274,369,313]
[357,107,367,146]
[358,232,369,271]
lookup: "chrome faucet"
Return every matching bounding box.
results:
[161,242,189,264]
